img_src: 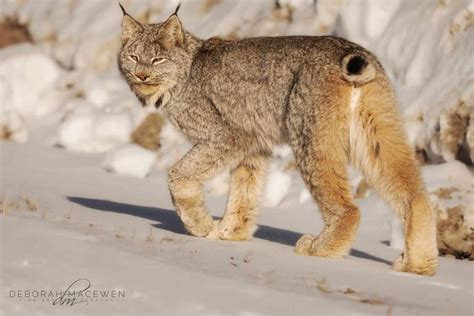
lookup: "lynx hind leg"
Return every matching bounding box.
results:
[168,143,241,237]
[288,86,360,258]
[208,154,270,240]
[293,150,361,258]
[350,78,438,276]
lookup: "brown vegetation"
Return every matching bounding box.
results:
[0,16,32,49]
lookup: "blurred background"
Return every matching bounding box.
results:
[1,0,473,259]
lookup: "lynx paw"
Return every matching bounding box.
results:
[295,234,349,258]
[183,215,214,237]
[205,220,221,239]
[393,253,438,276]
[294,234,316,255]
[206,220,253,241]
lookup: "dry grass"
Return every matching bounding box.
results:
[18,195,39,211]
[342,288,355,294]
[433,187,459,199]
[145,227,155,243]
[358,297,385,305]
[23,198,38,211]
[114,230,125,239]
[160,236,175,243]
[339,287,386,306]
[315,278,331,294]
[1,198,10,215]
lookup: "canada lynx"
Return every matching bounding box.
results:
[118,5,438,276]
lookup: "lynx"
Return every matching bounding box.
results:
[118,5,438,276]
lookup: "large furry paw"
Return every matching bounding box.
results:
[294,234,316,255]
[205,220,221,239]
[393,253,438,276]
[183,215,214,237]
[294,234,350,258]
[206,220,253,241]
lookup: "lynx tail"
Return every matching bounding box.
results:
[341,53,376,86]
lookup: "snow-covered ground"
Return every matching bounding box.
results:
[1,133,473,315]
[1,0,473,315]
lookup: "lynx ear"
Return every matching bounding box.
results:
[158,14,184,50]
[119,3,143,44]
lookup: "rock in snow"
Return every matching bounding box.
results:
[103,144,157,178]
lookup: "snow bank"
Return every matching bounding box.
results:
[390,161,474,257]
[336,0,474,164]
[2,0,345,75]
[0,44,61,116]
[57,99,134,153]
[155,121,192,170]
[263,163,292,207]
[0,44,61,142]
[1,0,472,224]
[103,144,156,178]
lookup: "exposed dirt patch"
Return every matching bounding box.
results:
[272,1,294,23]
[131,113,165,151]
[0,126,14,141]
[437,205,474,260]
[0,16,32,49]
[433,187,459,199]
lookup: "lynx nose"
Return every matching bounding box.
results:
[135,73,149,82]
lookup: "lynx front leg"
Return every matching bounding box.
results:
[168,143,241,237]
[208,154,270,240]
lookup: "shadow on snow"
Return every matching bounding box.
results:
[67,196,391,265]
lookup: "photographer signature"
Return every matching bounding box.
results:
[52,278,91,306]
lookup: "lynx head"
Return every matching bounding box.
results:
[118,4,194,108]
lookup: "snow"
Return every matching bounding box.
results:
[298,188,312,204]
[154,121,192,170]
[390,216,405,251]
[1,0,473,314]
[336,0,474,163]
[0,44,62,142]
[57,103,133,153]
[263,163,292,208]
[103,144,156,178]
[2,138,473,315]
[0,44,60,116]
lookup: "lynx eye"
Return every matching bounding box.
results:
[129,55,139,62]
[152,58,167,65]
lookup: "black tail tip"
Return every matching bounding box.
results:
[346,55,367,76]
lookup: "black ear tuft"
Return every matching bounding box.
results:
[119,2,127,16]
[173,3,181,16]
[346,55,367,76]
